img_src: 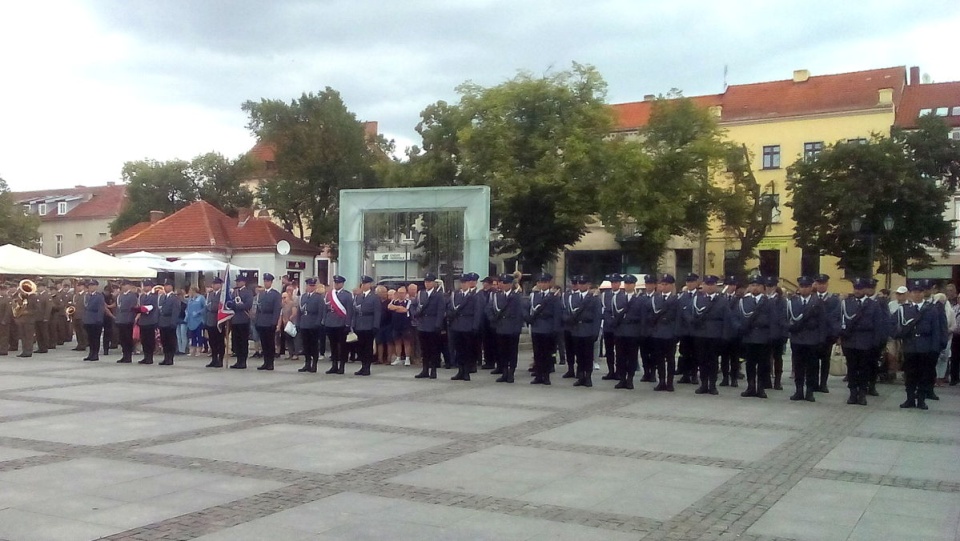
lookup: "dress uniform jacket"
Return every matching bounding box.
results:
[613,291,644,338]
[738,294,771,345]
[677,291,696,337]
[601,289,620,332]
[203,290,221,327]
[818,292,842,339]
[255,288,283,328]
[115,291,139,325]
[839,296,881,350]
[524,290,560,335]
[321,288,353,328]
[82,292,105,325]
[787,295,824,346]
[138,292,160,326]
[228,287,254,325]
[352,290,381,332]
[685,292,727,339]
[895,301,948,354]
[37,291,52,324]
[650,292,680,341]
[157,293,178,329]
[766,292,789,341]
[449,289,485,333]
[414,288,445,333]
[488,290,524,335]
[637,292,655,339]
[566,291,602,339]
[298,291,325,329]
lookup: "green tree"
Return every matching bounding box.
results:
[0,176,40,248]
[597,95,728,271]
[402,63,612,271]
[189,152,255,216]
[242,88,387,249]
[111,159,195,234]
[787,123,956,275]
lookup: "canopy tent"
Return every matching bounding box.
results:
[118,251,180,271]
[170,252,229,272]
[0,244,63,276]
[54,248,157,278]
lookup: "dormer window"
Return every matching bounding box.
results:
[919,108,932,117]
[936,107,949,117]
[38,203,47,216]
[57,202,67,215]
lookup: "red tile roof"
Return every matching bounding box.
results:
[895,81,960,129]
[613,67,907,130]
[95,201,319,256]
[13,184,127,221]
[612,95,723,132]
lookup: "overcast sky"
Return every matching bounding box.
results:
[2,0,958,191]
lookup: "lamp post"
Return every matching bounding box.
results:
[883,215,894,289]
[400,236,415,280]
[850,215,894,282]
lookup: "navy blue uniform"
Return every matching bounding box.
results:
[82,291,105,361]
[351,290,381,375]
[448,288,485,380]
[738,294,772,397]
[650,291,680,390]
[524,290,559,384]
[612,290,643,388]
[839,295,882,403]
[894,300,947,408]
[788,295,825,401]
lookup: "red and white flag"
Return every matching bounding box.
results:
[327,288,347,318]
[217,265,235,329]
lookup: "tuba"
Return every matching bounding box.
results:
[12,279,35,318]
[65,305,76,320]
[18,279,36,297]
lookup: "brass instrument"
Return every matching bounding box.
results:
[152,285,164,295]
[12,280,35,318]
[65,305,76,321]
[18,279,36,296]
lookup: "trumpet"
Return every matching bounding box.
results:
[18,279,36,297]
[65,305,76,320]
[152,285,164,295]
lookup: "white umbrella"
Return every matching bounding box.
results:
[55,248,157,278]
[118,251,179,271]
[171,252,229,272]
[0,244,62,276]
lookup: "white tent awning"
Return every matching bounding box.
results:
[172,252,229,272]
[55,248,157,278]
[118,251,179,271]
[0,244,63,276]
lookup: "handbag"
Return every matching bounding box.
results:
[284,321,298,338]
[345,330,358,343]
[829,344,847,376]
[132,324,141,342]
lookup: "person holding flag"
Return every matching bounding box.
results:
[226,274,253,369]
[205,276,227,368]
[322,275,354,374]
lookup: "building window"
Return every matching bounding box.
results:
[803,142,823,161]
[23,205,30,215]
[847,138,867,145]
[935,107,949,117]
[952,107,960,116]
[55,234,63,256]
[759,250,780,278]
[760,193,782,224]
[99,232,108,238]
[801,248,821,277]
[761,145,781,169]
[57,202,67,215]
[36,235,43,254]
[37,203,47,216]
[723,250,740,278]
[674,249,693,278]
[918,108,932,117]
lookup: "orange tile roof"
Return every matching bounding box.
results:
[612,67,907,130]
[895,82,960,129]
[721,66,905,122]
[13,184,127,221]
[95,201,319,256]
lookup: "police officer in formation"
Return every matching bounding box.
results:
[81,280,105,362]
[255,273,283,371]
[448,272,485,382]
[650,274,679,391]
[813,274,841,393]
[115,280,139,363]
[563,275,602,387]
[204,277,227,368]
[611,274,643,389]
[894,279,947,410]
[157,279,179,366]
[637,275,658,382]
[351,275,380,376]
[323,275,353,375]
[296,277,325,373]
[600,273,622,380]
[739,277,773,398]
[838,278,883,405]
[487,273,524,383]
[136,280,159,364]
[226,275,254,369]
[413,273,444,379]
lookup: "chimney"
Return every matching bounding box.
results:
[362,121,378,141]
[106,181,116,187]
[149,210,164,223]
[910,66,920,86]
[643,94,656,101]
[257,209,271,219]
[792,69,810,83]
[237,208,252,225]
[74,185,86,189]
[878,88,894,106]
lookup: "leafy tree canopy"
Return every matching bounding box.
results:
[0,176,41,248]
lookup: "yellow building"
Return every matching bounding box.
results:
[608,66,917,292]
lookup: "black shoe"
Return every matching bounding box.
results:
[665,384,675,392]
[297,363,311,372]
[206,361,222,368]
[654,383,667,392]
[490,368,503,375]
[917,399,928,410]
[927,390,940,401]
[756,389,768,399]
[614,380,627,389]
[694,382,708,395]
[741,387,757,398]
[354,369,370,376]
[452,372,466,381]
[678,375,691,384]
[326,366,339,374]
[159,360,173,366]
[805,390,816,402]
[480,363,494,370]
[82,356,92,361]
[819,382,829,393]
[867,384,879,397]
[601,372,617,381]
[16,353,31,358]
[708,385,719,395]
[117,359,131,364]
[950,380,958,386]
[530,377,543,384]
[414,370,429,379]
[71,347,84,351]
[428,368,437,379]
[790,391,804,401]
[900,399,915,408]
[857,390,867,406]
[542,374,550,385]
[561,371,576,379]
[138,359,153,365]
[690,375,699,385]
[496,375,508,383]
[257,364,274,371]
[730,378,739,388]
[719,376,729,387]
[229,363,246,369]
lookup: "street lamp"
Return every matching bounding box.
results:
[883,215,894,289]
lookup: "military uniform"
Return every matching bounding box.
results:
[738,277,773,399]
[49,285,65,347]
[600,274,623,380]
[255,274,284,371]
[719,278,742,388]
[82,283,105,361]
[204,280,227,368]
[0,288,11,355]
[524,274,559,385]
[34,287,51,353]
[137,284,160,364]
[650,275,680,391]
[895,280,947,410]
[839,278,884,405]
[683,276,730,395]
[413,273,444,379]
[564,276,602,388]
[487,274,524,383]
[115,285,139,363]
[226,278,254,369]
[813,274,841,393]
[637,276,658,382]
[612,276,643,390]
[787,277,824,402]
[479,278,500,370]
[763,276,789,390]
[322,277,354,374]
[351,276,380,376]
[157,286,179,365]
[296,279,325,373]
[13,290,39,357]
[71,287,88,351]
[676,274,701,384]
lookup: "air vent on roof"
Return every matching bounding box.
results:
[793,69,810,83]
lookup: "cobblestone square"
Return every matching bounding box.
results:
[0,349,957,540]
